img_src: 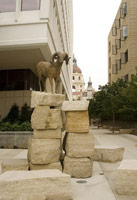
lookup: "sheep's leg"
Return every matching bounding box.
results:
[49,78,54,93]
[55,77,61,93]
[44,78,47,93]
[39,78,42,92]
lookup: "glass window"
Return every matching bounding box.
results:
[21,0,41,11]
[0,0,16,13]
[123,26,128,38]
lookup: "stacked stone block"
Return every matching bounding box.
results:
[28,92,65,171]
[62,101,94,178]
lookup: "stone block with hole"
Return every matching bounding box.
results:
[31,91,65,108]
[65,132,94,158]
[31,106,62,130]
[28,138,61,164]
[63,156,93,178]
[1,159,28,173]
[116,159,137,195]
[0,169,72,200]
[93,145,124,163]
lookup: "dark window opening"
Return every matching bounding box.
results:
[125,50,128,63]
[0,69,39,91]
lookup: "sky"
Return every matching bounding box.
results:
[73,0,121,90]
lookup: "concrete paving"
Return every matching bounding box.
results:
[0,127,137,199]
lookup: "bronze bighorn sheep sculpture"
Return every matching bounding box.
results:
[36,52,71,93]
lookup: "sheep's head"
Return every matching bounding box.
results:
[51,52,71,65]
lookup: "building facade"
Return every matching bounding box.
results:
[0,0,73,119]
[108,0,137,83]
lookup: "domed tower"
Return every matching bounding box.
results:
[72,57,85,100]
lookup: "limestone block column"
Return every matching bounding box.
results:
[28,92,65,171]
[62,101,94,178]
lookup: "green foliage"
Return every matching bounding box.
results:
[88,76,137,122]
[0,103,33,131]
[2,104,19,123]
[0,121,32,131]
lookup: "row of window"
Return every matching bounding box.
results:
[0,0,41,13]
[111,50,128,75]
[0,69,39,91]
[72,85,83,90]
[111,2,127,36]
[72,76,81,81]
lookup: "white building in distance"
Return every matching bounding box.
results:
[0,0,73,119]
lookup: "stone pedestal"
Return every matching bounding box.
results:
[116,159,137,195]
[0,170,72,200]
[62,101,94,178]
[93,145,124,163]
[28,92,65,171]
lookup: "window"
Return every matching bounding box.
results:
[116,39,121,49]
[0,69,39,91]
[120,30,125,41]
[120,3,127,19]
[123,26,128,38]
[125,50,128,63]
[112,45,117,55]
[109,57,111,69]
[109,41,111,53]
[72,76,75,80]
[0,0,16,13]
[109,73,111,83]
[78,77,80,81]
[112,64,117,74]
[21,0,41,11]
[123,3,127,16]
[121,50,128,64]
[116,59,121,70]
[115,19,120,29]
[72,85,75,89]
[125,74,129,81]
[112,27,117,36]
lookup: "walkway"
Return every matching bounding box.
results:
[0,127,137,200]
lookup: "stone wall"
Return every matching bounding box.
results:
[0,131,32,149]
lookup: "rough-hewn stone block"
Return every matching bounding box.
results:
[1,159,28,173]
[119,129,135,134]
[31,106,62,130]
[31,91,65,108]
[93,145,124,163]
[0,170,72,200]
[29,161,62,171]
[62,100,89,111]
[28,138,61,164]
[64,157,93,178]
[34,129,62,139]
[116,159,137,195]
[65,132,94,158]
[65,111,89,133]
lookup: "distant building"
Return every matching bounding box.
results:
[0,0,73,119]
[72,58,85,100]
[108,0,137,83]
[83,77,95,100]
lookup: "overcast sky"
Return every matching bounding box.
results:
[73,0,121,90]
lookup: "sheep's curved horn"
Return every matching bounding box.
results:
[65,54,71,65]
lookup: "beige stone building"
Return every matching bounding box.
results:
[72,59,85,100]
[108,0,137,83]
[0,0,73,119]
